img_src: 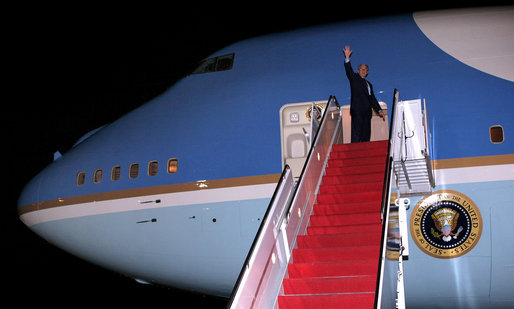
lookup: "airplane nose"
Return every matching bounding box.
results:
[17,170,44,226]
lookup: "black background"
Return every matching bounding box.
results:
[9,2,506,306]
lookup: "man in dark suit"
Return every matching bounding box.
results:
[343,45,384,142]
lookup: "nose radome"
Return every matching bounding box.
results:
[17,169,45,225]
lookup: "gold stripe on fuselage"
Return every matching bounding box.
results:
[433,154,514,170]
[18,173,282,216]
[18,153,514,217]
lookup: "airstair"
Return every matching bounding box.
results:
[227,90,433,308]
[278,140,387,308]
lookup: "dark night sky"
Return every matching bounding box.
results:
[9,2,507,307]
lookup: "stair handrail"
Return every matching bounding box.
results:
[380,89,399,222]
[374,89,400,308]
[227,164,295,309]
[227,95,342,309]
[281,95,341,259]
[422,99,435,188]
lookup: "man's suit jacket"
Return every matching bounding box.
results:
[344,60,382,118]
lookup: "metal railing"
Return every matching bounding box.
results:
[376,89,435,308]
[391,96,434,195]
[374,89,399,309]
[227,96,342,309]
[422,99,435,188]
[227,165,296,308]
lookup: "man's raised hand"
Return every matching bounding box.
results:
[343,45,353,60]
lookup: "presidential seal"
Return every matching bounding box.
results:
[410,190,482,259]
[305,104,324,122]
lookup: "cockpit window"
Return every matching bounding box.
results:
[192,53,235,74]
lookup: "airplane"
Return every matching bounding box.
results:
[17,5,513,308]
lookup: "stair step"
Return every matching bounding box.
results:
[278,293,375,309]
[328,155,386,168]
[331,149,386,159]
[332,140,388,152]
[325,163,385,176]
[292,245,380,263]
[319,181,383,194]
[316,190,382,205]
[283,275,376,295]
[287,260,379,278]
[322,172,385,185]
[313,201,381,215]
[308,223,382,235]
[309,212,381,227]
[297,231,381,249]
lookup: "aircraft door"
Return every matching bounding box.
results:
[340,101,389,143]
[280,101,326,179]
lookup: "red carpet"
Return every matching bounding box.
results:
[278,140,387,309]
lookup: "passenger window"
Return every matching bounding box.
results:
[93,169,103,184]
[77,171,86,186]
[168,158,178,174]
[129,163,139,179]
[490,125,504,144]
[148,160,158,176]
[111,166,121,181]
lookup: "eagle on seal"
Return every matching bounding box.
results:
[431,208,462,242]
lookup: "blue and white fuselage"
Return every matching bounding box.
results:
[18,7,514,307]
